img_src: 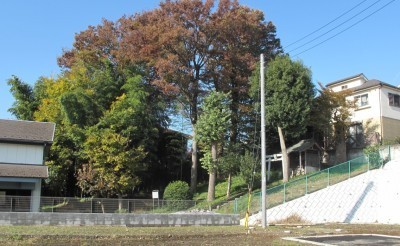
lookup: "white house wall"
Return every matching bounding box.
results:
[0,143,44,165]
[330,77,366,92]
[380,87,400,120]
[350,87,381,123]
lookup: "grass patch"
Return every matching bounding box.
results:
[192,176,248,210]
[225,158,374,217]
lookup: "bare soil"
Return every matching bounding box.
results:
[0,224,399,245]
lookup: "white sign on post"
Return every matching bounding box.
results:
[152,190,159,199]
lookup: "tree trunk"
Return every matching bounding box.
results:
[189,84,199,193]
[226,173,232,199]
[207,143,217,202]
[229,90,239,145]
[335,125,347,164]
[207,171,216,202]
[278,126,290,182]
[190,130,198,193]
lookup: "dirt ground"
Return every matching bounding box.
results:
[1,224,400,245]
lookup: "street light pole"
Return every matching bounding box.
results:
[260,54,267,228]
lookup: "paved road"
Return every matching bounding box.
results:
[285,234,400,245]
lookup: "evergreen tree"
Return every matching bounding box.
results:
[253,55,315,182]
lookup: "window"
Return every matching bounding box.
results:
[341,85,348,90]
[354,94,368,107]
[389,93,400,107]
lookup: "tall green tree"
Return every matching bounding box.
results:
[116,0,281,193]
[118,0,215,193]
[254,55,315,182]
[209,0,281,145]
[7,76,39,120]
[196,91,231,201]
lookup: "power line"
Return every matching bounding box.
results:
[285,0,369,49]
[293,0,397,57]
[288,0,384,54]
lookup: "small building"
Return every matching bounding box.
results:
[287,139,322,176]
[0,119,55,212]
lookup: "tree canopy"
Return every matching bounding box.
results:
[251,55,315,182]
[8,0,283,198]
[196,91,231,201]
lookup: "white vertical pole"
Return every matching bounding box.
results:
[260,54,267,228]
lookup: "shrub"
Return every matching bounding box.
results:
[163,181,192,200]
[163,181,192,211]
[364,144,381,169]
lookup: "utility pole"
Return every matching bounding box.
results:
[260,54,267,228]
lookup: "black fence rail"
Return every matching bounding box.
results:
[0,196,197,214]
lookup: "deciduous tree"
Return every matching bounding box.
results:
[209,0,281,145]
[196,91,231,201]
[310,83,356,164]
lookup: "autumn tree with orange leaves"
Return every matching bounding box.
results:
[52,0,281,195]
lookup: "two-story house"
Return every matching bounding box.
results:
[326,73,400,146]
[0,119,55,212]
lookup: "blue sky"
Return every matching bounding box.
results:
[1,0,399,120]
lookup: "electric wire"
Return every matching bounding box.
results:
[293,0,397,57]
[288,0,384,54]
[284,0,369,49]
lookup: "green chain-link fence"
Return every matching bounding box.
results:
[228,145,392,217]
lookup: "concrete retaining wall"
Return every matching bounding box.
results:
[244,160,400,226]
[0,212,239,226]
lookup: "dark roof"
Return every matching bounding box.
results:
[0,119,55,144]
[353,79,400,92]
[287,139,320,153]
[326,73,366,87]
[0,163,48,178]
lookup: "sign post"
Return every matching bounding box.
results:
[152,190,159,211]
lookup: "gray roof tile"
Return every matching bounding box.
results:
[353,79,400,92]
[0,119,55,143]
[0,163,48,178]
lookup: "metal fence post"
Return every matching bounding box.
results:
[305,176,308,195]
[10,197,13,212]
[283,183,286,204]
[234,198,238,214]
[348,161,351,179]
[327,168,330,187]
[91,199,93,213]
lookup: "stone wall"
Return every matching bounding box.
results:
[0,212,239,226]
